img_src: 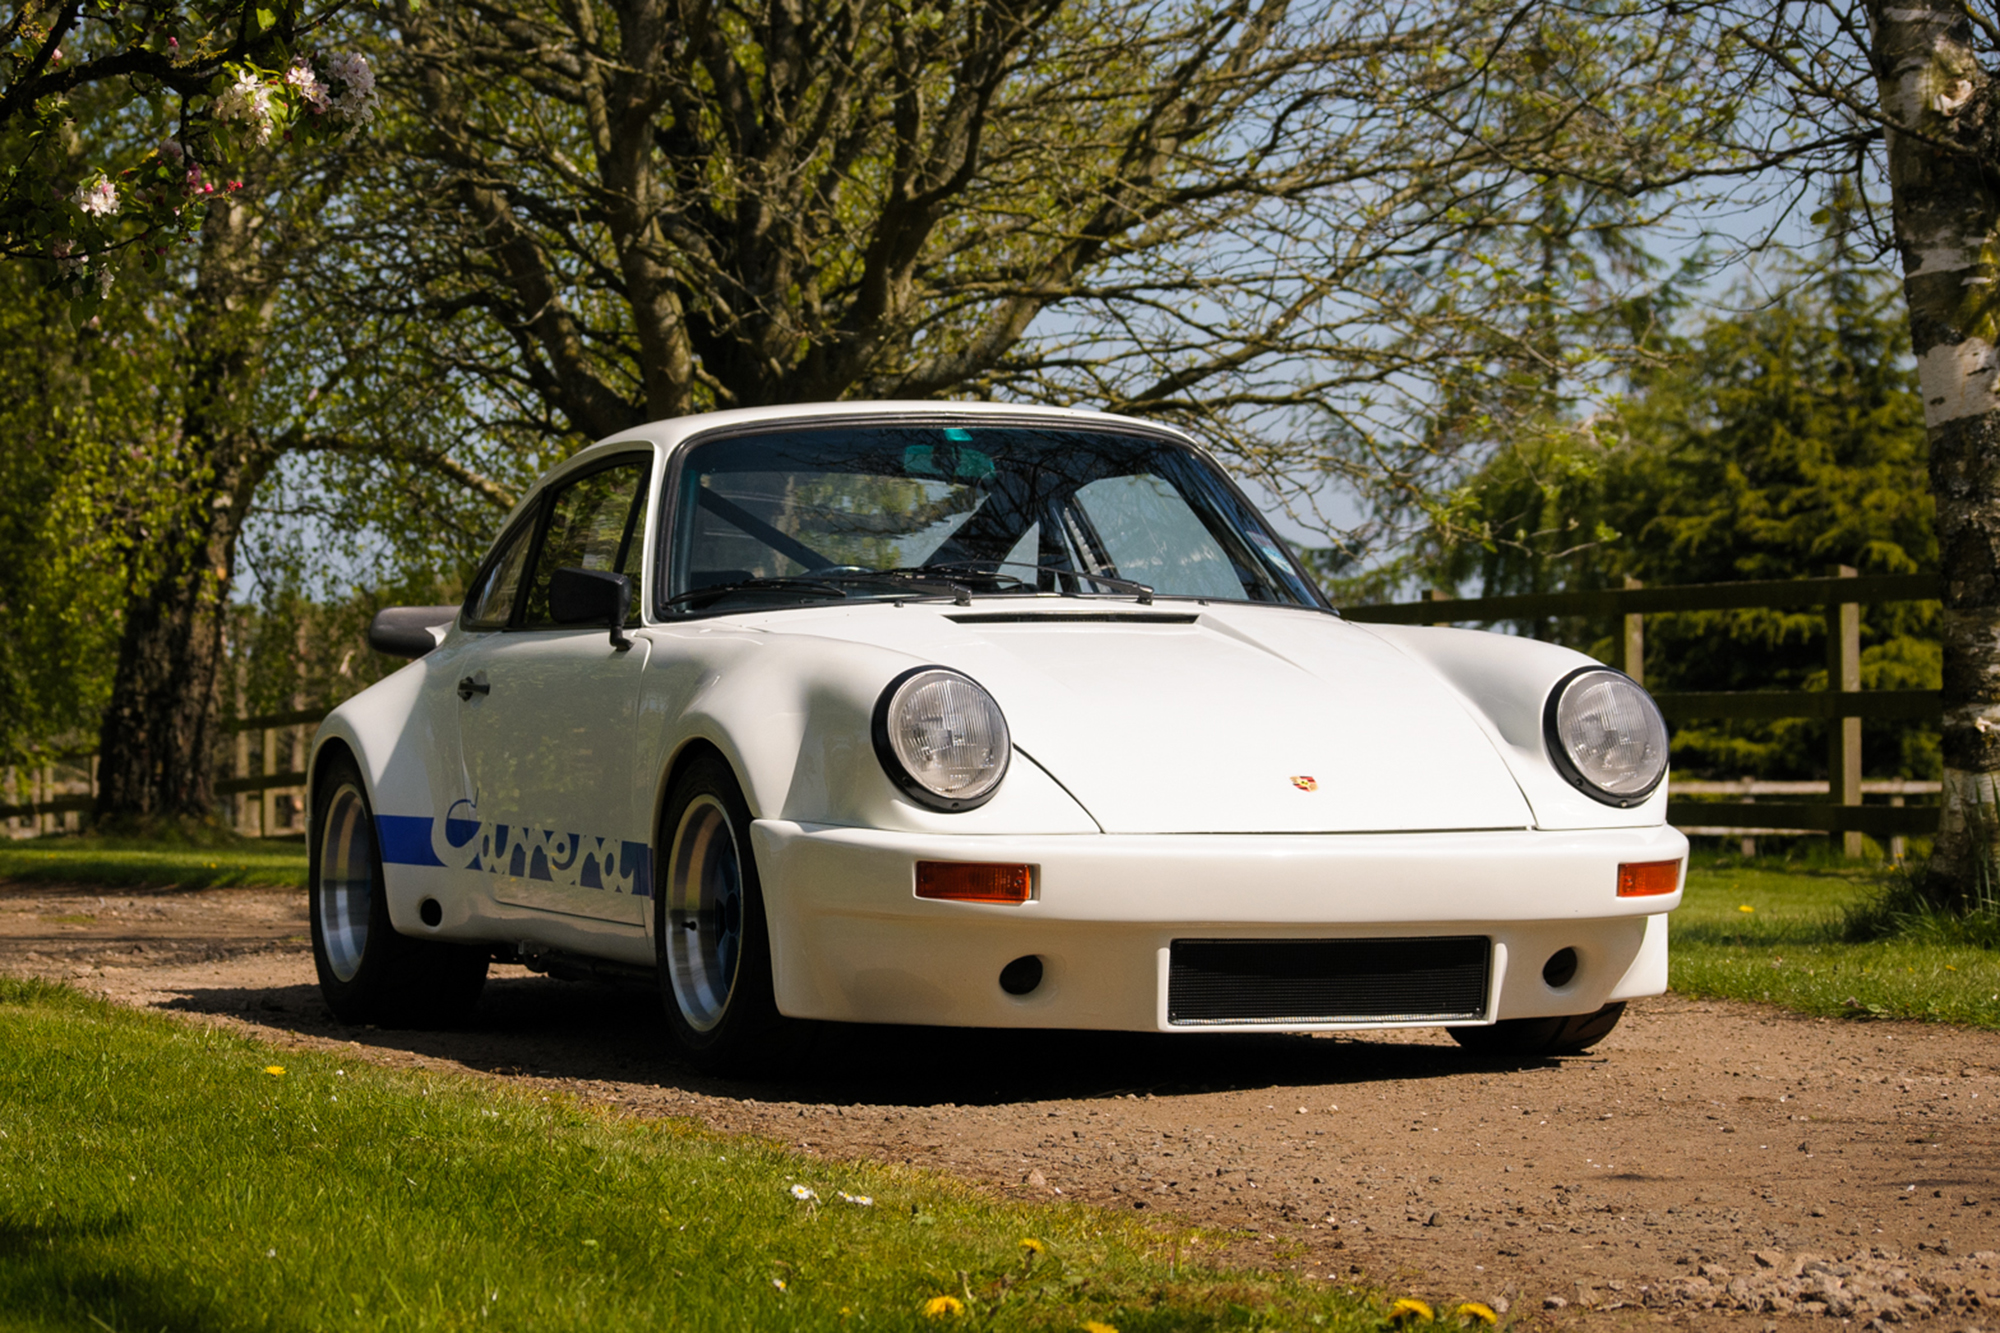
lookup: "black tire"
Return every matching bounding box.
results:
[1448,1001,1625,1058]
[654,752,807,1073]
[309,753,487,1027]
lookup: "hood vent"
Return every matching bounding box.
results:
[946,611,1199,626]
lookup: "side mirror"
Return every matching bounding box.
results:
[550,568,635,650]
[368,605,461,659]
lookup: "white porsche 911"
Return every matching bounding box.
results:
[312,401,1684,1070]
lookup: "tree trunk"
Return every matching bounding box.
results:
[1868,0,2000,904]
[92,196,277,826]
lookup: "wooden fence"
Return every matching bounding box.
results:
[1,706,331,839]
[1342,569,1943,854]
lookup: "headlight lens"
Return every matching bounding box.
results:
[1544,667,1669,804]
[872,667,1011,810]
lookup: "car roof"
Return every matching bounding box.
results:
[566,400,1199,472]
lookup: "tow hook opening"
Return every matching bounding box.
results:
[999,955,1044,996]
[1542,946,1579,989]
[419,898,443,927]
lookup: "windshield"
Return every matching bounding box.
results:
[663,422,1325,614]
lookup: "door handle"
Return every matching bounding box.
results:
[457,676,490,701]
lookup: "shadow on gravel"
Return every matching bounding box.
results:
[161,971,1548,1107]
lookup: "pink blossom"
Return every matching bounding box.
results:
[73,177,119,217]
[213,70,276,144]
[323,51,378,121]
[285,57,331,112]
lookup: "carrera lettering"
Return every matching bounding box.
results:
[394,805,653,896]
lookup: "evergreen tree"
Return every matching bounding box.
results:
[1423,243,1936,780]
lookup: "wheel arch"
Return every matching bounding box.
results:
[644,735,744,937]
[306,734,361,849]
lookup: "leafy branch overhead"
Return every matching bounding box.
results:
[1,0,374,309]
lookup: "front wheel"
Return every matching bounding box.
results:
[309,753,487,1027]
[655,753,806,1073]
[1448,1002,1625,1058]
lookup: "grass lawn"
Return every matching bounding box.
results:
[1672,851,2000,1027]
[0,835,307,889]
[0,977,1428,1333]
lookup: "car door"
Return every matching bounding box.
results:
[451,455,655,926]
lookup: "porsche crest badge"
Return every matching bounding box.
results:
[1290,775,1318,791]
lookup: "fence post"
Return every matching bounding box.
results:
[1828,565,1863,858]
[261,726,278,838]
[234,726,252,835]
[233,666,251,836]
[1622,575,1645,685]
[1423,588,1453,628]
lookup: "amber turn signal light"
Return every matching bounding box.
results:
[1617,859,1682,897]
[915,861,1034,904]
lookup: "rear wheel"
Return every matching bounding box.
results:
[309,753,487,1027]
[655,752,804,1073]
[1449,1002,1625,1058]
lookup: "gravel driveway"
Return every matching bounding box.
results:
[7,881,2000,1329]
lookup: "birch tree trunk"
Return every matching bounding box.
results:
[1868,0,2000,904]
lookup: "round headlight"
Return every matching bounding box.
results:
[871,666,1012,811]
[1543,666,1669,806]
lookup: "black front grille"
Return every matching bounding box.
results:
[1168,936,1490,1025]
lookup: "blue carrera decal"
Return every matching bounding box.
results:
[374,807,653,898]
[374,815,445,867]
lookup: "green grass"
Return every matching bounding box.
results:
[0,835,307,889]
[0,978,1410,1333]
[1672,851,2000,1027]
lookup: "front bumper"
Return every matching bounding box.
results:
[751,822,1686,1032]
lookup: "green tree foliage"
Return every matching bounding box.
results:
[0,260,187,763]
[1416,245,1936,780]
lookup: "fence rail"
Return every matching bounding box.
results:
[4,708,333,836]
[1341,573,1940,624]
[1342,570,1944,853]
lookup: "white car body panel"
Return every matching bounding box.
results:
[753,820,1680,1030]
[312,400,1686,1034]
[755,604,1533,834]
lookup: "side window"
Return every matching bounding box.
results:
[521,460,650,628]
[462,511,539,630]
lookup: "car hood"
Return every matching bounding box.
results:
[759,601,1534,834]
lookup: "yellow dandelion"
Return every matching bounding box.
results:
[1020,1237,1047,1254]
[922,1295,966,1318]
[1390,1297,1434,1323]
[1738,904,1754,913]
[263,1065,285,1077]
[1080,1322,1120,1333]
[1454,1302,1498,1325]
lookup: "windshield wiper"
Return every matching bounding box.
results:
[919,561,1154,604]
[667,564,1148,612]
[665,570,973,611]
[662,575,856,610]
